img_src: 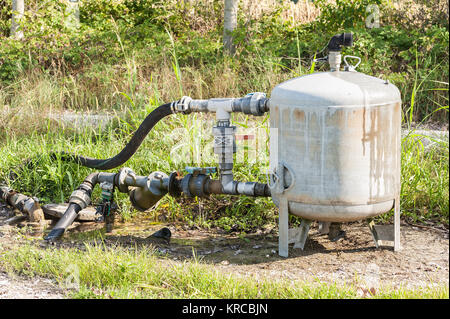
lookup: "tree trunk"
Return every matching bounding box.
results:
[65,0,80,30]
[11,0,24,39]
[223,0,238,55]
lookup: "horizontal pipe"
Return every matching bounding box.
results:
[183,176,270,197]
[173,94,269,117]
[0,186,44,222]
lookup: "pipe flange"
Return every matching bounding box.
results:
[181,174,193,197]
[168,172,181,197]
[250,92,267,116]
[192,174,209,197]
[116,167,135,193]
[147,171,168,196]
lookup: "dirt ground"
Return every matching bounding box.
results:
[0,204,66,298]
[105,217,449,290]
[0,272,64,299]
[0,202,448,298]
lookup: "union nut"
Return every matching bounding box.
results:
[171,96,193,114]
[69,188,91,209]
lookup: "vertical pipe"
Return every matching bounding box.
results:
[394,196,401,251]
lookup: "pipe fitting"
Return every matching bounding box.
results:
[69,188,91,210]
[45,173,99,241]
[232,92,268,116]
[115,167,136,193]
[128,171,168,211]
[328,51,342,72]
[0,186,45,222]
[171,96,193,114]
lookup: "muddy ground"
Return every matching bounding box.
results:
[102,216,449,290]
[0,202,448,298]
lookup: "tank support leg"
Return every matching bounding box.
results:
[293,219,312,250]
[367,219,380,248]
[367,197,401,251]
[394,196,401,251]
[318,221,330,235]
[278,197,289,258]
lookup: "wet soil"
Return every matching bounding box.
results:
[103,218,449,289]
[1,202,448,298]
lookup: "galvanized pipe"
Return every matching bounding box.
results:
[172,94,269,117]
[182,175,270,197]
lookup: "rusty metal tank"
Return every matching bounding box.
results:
[268,70,401,222]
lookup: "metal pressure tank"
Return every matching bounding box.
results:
[268,70,401,222]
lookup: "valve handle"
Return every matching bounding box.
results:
[343,55,361,71]
[184,166,217,175]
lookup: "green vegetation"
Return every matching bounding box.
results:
[0,0,448,300]
[1,241,447,299]
[0,0,448,232]
[0,0,448,120]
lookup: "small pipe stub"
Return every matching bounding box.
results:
[327,32,353,52]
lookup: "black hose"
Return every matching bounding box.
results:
[56,102,174,170]
[44,203,81,241]
[44,173,98,242]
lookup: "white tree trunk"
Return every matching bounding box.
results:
[11,0,24,39]
[65,0,80,30]
[223,0,238,55]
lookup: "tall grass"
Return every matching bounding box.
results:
[397,51,449,225]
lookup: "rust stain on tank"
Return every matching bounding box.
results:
[293,109,305,122]
[282,107,291,130]
[346,108,364,129]
[272,106,280,126]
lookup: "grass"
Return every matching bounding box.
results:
[0,241,447,299]
[399,132,449,225]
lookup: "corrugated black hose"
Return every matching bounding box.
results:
[54,102,174,170]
